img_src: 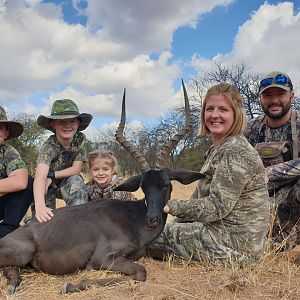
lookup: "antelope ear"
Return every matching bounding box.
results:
[167,169,205,185]
[113,175,142,192]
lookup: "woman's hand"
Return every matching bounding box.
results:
[163,205,170,213]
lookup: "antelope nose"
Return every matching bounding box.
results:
[146,215,159,228]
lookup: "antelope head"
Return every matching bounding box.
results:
[115,80,204,228]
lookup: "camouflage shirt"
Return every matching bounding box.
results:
[245,110,300,158]
[36,132,87,171]
[245,111,300,190]
[168,134,270,259]
[86,175,136,201]
[0,143,26,179]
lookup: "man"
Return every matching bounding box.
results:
[245,71,300,250]
[0,105,33,238]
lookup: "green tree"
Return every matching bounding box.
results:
[7,113,46,174]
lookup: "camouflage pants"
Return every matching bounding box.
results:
[150,221,249,264]
[45,175,88,209]
[269,178,300,249]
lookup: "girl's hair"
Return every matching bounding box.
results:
[88,150,118,174]
[200,82,247,138]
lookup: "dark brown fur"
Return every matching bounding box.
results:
[0,169,204,294]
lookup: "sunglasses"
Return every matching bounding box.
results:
[260,74,293,89]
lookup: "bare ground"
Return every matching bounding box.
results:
[1,254,300,300]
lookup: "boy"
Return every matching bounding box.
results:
[34,99,92,223]
[0,105,33,237]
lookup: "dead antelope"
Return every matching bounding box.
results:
[0,81,204,294]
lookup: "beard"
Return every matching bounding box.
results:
[262,102,291,120]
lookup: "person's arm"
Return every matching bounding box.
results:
[166,151,250,223]
[33,163,54,223]
[0,168,28,196]
[266,159,300,190]
[53,160,83,180]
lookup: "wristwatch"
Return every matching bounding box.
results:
[47,170,57,188]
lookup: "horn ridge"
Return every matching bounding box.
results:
[115,89,150,171]
[156,79,192,168]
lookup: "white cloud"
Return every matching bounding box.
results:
[232,2,300,74]
[83,0,233,55]
[191,2,300,92]
[0,0,233,122]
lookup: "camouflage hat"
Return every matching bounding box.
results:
[37,99,93,132]
[0,105,23,140]
[259,71,293,95]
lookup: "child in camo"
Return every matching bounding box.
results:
[86,150,136,201]
[33,99,93,223]
[0,105,33,237]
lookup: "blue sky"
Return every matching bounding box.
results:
[0,0,300,138]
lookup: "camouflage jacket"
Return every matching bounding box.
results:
[245,110,300,158]
[245,111,300,190]
[86,175,136,201]
[36,132,87,172]
[168,134,270,258]
[0,143,26,179]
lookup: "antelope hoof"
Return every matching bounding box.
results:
[7,284,17,295]
[61,283,76,294]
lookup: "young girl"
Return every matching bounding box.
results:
[86,150,136,201]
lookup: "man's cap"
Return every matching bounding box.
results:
[37,99,93,132]
[259,71,293,95]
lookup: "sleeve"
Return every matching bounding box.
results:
[244,116,264,147]
[267,159,300,190]
[167,151,249,223]
[36,141,56,166]
[5,146,27,175]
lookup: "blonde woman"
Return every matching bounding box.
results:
[149,83,270,264]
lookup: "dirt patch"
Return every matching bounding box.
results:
[1,254,300,299]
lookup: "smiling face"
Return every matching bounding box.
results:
[0,123,9,144]
[89,159,115,188]
[204,94,235,146]
[260,87,293,120]
[50,118,80,146]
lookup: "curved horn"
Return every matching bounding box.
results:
[156,79,192,168]
[115,89,150,171]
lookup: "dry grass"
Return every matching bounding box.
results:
[2,181,300,299]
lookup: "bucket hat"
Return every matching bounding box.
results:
[37,99,93,132]
[0,105,23,140]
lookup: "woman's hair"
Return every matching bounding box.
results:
[200,82,247,137]
[88,150,118,174]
